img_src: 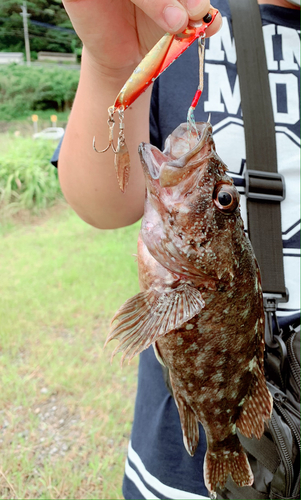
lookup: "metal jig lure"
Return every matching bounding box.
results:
[93,7,218,192]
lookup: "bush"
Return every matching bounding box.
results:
[0,64,79,120]
[0,136,63,211]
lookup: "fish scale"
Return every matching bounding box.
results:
[106,122,272,495]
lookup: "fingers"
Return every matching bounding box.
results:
[131,0,188,33]
[131,0,222,36]
[181,0,211,21]
[205,10,223,38]
[182,1,223,36]
[182,1,223,37]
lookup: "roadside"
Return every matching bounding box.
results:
[0,111,69,136]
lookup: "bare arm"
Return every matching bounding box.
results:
[59,0,222,229]
[59,51,151,229]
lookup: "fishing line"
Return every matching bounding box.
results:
[187,34,206,139]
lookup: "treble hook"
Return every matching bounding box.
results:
[93,106,117,153]
[92,136,111,153]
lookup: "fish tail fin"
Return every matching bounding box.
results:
[204,446,253,494]
[236,364,273,439]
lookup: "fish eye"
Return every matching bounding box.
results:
[213,184,239,214]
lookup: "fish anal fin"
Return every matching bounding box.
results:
[106,284,205,363]
[236,364,273,440]
[171,376,199,456]
[204,447,253,494]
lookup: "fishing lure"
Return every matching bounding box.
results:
[93,8,219,192]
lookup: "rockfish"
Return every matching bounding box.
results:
[106,122,272,494]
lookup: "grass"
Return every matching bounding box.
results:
[0,135,63,212]
[0,205,141,499]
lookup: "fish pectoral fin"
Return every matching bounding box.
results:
[236,363,273,440]
[171,379,199,456]
[105,284,205,363]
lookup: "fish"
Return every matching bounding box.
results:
[105,122,273,495]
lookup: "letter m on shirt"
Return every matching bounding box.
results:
[204,17,240,116]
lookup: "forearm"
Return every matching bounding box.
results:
[59,49,150,229]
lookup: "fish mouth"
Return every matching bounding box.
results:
[138,122,214,187]
[138,145,169,180]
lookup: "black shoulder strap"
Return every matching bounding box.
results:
[228,0,286,299]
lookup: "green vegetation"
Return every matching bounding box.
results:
[0,134,62,212]
[0,44,139,494]
[0,110,70,131]
[0,65,79,120]
[0,206,141,499]
[0,0,80,55]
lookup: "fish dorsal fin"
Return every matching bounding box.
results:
[105,284,205,363]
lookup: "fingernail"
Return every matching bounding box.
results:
[187,0,203,17]
[163,6,187,31]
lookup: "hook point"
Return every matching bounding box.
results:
[93,136,110,153]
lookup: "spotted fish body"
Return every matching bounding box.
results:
[106,123,272,494]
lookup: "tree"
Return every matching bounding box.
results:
[0,0,81,55]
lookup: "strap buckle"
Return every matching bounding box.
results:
[245,170,286,201]
[263,290,289,347]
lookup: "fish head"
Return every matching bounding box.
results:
[138,122,242,283]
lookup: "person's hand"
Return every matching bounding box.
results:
[63,1,222,77]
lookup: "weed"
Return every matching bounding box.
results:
[0,135,62,212]
[0,65,79,120]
